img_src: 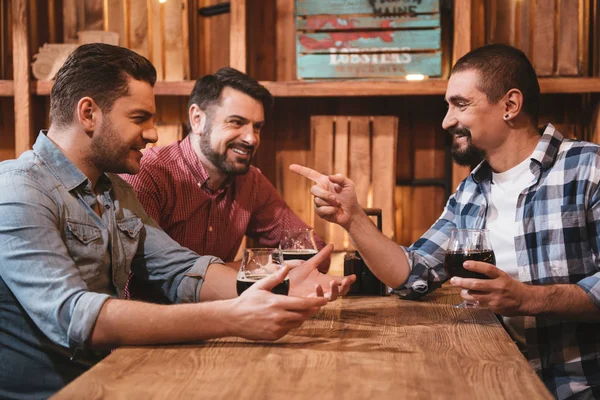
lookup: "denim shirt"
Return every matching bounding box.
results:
[0,132,222,399]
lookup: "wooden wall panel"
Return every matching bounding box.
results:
[372,117,398,240]
[557,0,579,75]
[197,0,230,76]
[0,98,15,161]
[247,0,275,80]
[348,117,371,207]
[532,0,556,76]
[310,116,334,244]
[13,0,32,156]
[275,0,295,80]
[63,0,103,43]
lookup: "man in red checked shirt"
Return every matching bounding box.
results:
[121,68,328,300]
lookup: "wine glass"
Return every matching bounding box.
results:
[443,228,495,308]
[279,228,318,263]
[236,248,288,296]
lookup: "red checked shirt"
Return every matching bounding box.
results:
[120,136,328,271]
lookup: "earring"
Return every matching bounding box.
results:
[504,114,510,119]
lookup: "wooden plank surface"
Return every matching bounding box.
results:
[348,116,371,208]
[52,285,553,400]
[532,0,556,76]
[297,52,442,79]
[297,14,440,30]
[276,0,296,80]
[331,116,350,249]
[486,0,517,45]
[229,0,246,72]
[296,0,440,16]
[298,30,441,54]
[163,0,186,80]
[128,0,150,58]
[557,0,579,75]
[12,0,32,156]
[371,116,397,239]
[105,0,125,46]
[310,116,335,245]
[197,0,230,75]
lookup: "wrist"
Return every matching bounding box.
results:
[344,207,369,233]
[211,298,239,337]
[520,284,548,315]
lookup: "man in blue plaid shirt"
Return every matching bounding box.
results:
[292,44,600,399]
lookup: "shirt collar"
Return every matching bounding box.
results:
[471,123,562,183]
[33,131,113,193]
[180,135,233,193]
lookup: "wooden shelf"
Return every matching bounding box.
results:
[0,80,14,96]
[34,77,600,97]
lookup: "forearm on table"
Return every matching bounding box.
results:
[89,298,236,350]
[346,212,410,288]
[524,284,600,321]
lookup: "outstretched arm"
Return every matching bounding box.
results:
[289,164,411,288]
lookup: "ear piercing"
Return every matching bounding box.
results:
[504,114,510,119]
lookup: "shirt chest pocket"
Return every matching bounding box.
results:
[116,216,143,267]
[65,219,105,283]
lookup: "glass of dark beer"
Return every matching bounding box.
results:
[444,228,496,308]
[279,228,318,263]
[236,248,289,296]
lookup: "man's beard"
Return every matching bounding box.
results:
[90,115,137,174]
[199,124,255,176]
[449,127,485,168]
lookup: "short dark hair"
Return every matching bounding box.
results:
[187,67,273,125]
[452,44,540,125]
[50,43,157,127]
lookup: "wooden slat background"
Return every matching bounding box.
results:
[1,0,598,254]
[486,0,583,77]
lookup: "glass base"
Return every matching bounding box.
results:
[452,300,480,308]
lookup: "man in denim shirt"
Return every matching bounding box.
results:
[0,44,354,399]
[293,44,600,399]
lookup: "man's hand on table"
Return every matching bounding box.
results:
[286,243,356,300]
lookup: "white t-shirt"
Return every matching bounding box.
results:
[486,156,536,346]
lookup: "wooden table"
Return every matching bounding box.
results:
[52,285,552,399]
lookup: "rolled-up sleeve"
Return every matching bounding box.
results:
[393,194,458,300]
[120,184,225,303]
[0,170,110,350]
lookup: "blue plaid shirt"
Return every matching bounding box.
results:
[397,124,600,399]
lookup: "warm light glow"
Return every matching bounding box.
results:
[405,74,425,81]
[159,0,167,3]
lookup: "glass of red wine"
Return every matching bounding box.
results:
[444,228,496,308]
[236,248,289,296]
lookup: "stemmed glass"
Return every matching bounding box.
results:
[236,248,289,296]
[443,228,495,308]
[279,228,318,262]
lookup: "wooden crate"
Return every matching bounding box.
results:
[310,116,398,250]
[485,0,589,76]
[295,0,442,79]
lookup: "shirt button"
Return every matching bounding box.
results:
[128,229,133,235]
[104,204,110,210]
[82,235,87,241]
[197,182,202,187]
[208,226,213,232]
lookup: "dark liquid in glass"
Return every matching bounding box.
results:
[236,275,290,296]
[282,249,317,262]
[444,250,496,279]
